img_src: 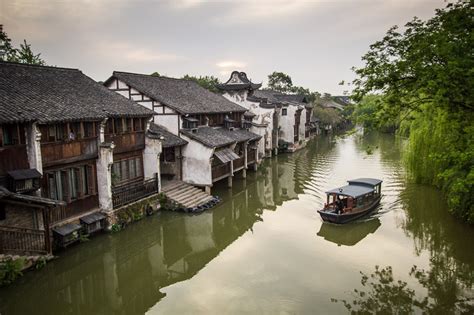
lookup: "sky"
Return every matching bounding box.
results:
[2,0,446,95]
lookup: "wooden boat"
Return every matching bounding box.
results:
[317,178,382,224]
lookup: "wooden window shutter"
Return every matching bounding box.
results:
[86,165,96,195]
[60,170,70,202]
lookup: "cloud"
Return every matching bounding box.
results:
[216,61,247,69]
[95,42,185,63]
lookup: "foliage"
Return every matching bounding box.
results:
[351,1,474,223]
[182,74,221,93]
[332,264,474,314]
[150,71,160,77]
[0,258,25,286]
[266,71,321,102]
[267,71,293,93]
[352,95,398,132]
[35,257,47,270]
[312,105,343,126]
[110,223,122,233]
[0,28,45,65]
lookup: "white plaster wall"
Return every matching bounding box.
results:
[279,105,296,144]
[26,122,43,175]
[154,114,180,135]
[136,101,153,110]
[116,90,129,98]
[118,80,128,89]
[143,135,162,187]
[180,134,213,186]
[300,107,307,141]
[97,144,114,212]
[164,107,176,114]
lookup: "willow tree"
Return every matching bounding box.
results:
[352,1,474,223]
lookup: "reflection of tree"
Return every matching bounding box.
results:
[332,265,474,314]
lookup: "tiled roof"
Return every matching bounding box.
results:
[180,126,261,148]
[253,90,309,108]
[109,71,247,115]
[149,123,188,148]
[0,62,154,124]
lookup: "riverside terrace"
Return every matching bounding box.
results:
[0,61,160,255]
[105,71,262,193]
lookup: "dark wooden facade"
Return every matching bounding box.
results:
[0,123,29,176]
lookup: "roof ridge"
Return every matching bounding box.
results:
[113,70,194,83]
[0,61,80,72]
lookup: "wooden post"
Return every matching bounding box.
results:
[42,207,52,255]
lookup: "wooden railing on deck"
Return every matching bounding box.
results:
[0,225,48,255]
[112,174,159,208]
[247,149,257,164]
[49,195,99,224]
[212,163,231,181]
[233,156,245,170]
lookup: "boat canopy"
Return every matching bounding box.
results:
[347,178,382,187]
[325,184,374,198]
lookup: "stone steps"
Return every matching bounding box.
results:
[162,180,220,213]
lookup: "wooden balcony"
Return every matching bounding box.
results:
[0,145,29,176]
[49,195,99,225]
[0,225,50,255]
[105,131,145,154]
[41,138,98,167]
[212,163,231,182]
[247,149,257,164]
[112,174,159,209]
[233,156,245,171]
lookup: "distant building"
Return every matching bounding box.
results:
[105,71,262,192]
[218,71,316,153]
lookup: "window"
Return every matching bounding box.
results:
[0,203,6,221]
[114,119,123,134]
[112,157,143,184]
[2,124,20,146]
[133,118,143,131]
[43,165,95,202]
[282,108,287,116]
[161,147,175,162]
[83,122,95,138]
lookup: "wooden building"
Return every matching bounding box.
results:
[0,61,160,255]
[105,71,262,192]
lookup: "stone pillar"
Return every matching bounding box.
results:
[227,175,233,188]
[97,143,115,212]
[205,185,211,195]
[143,135,162,191]
[25,122,43,196]
[242,168,247,179]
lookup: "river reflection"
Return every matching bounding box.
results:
[0,132,472,315]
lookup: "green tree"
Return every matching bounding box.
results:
[150,71,160,77]
[182,74,220,93]
[267,71,293,93]
[0,28,45,65]
[351,1,474,223]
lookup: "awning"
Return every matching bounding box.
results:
[80,212,106,225]
[214,148,239,163]
[325,185,374,198]
[7,169,42,180]
[53,223,82,236]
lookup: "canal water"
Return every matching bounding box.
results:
[1,132,473,314]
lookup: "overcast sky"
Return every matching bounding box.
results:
[2,0,445,94]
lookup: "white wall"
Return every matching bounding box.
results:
[154,114,180,135]
[180,134,213,186]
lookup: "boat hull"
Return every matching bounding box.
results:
[318,197,381,224]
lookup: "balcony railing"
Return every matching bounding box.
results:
[49,195,99,224]
[0,225,50,255]
[233,156,245,170]
[212,163,231,181]
[112,174,159,208]
[41,138,98,166]
[247,149,257,164]
[105,131,145,153]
